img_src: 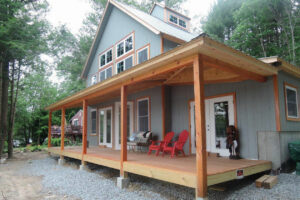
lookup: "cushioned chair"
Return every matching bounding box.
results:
[127,131,152,152]
[148,132,174,156]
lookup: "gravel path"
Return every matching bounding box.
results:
[20,156,300,200]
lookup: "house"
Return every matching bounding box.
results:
[46,1,300,199]
[69,110,83,127]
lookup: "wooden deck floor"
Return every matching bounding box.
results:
[48,146,271,188]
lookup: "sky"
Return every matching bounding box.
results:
[46,0,216,34]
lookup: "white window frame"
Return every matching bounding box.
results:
[99,66,113,82]
[115,55,134,74]
[285,83,299,119]
[91,74,97,85]
[91,109,97,134]
[73,119,78,126]
[136,45,150,64]
[116,33,134,59]
[136,97,150,132]
[99,48,113,68]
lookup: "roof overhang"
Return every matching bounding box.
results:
[46,35,278,111]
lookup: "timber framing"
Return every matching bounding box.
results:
[46,35,278,111]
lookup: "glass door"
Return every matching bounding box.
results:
[99,107,113,147]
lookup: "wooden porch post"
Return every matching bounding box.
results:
[61,107,65,151]
[120,85,128,177]
[48,111,52,148]
[193,54,207,199]
[82,99,88,156]
[161,85,166,139]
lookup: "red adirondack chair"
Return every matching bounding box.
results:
[162,130,189,158]
[148,132,174,156]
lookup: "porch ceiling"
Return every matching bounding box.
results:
[45,35,278,111]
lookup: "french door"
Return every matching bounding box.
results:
[190,95,235,156]
[99,107,113,147]
[114,102,134,150]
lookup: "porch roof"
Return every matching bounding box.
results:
[45,35,278,111]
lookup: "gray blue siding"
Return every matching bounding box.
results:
[278,71,300,131]
[151,5,164,21]
[163,39,179,53]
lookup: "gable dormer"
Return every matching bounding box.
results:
[150,3,191,32]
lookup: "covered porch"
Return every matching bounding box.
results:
[46,35,277,199]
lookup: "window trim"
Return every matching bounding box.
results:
[115,32,134,59]
[98,46,113,69]
[115,54,134,74]
[90,109,97,135]
[167,11,188,30]
[99,66,113,82]
[73,119,79,126]
[284,82,300,121]
[136,44,150,64]
[136,96,151,132]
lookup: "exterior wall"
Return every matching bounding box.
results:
[70,110,83,126]
[163,39,179,53]
[87,86,163,147]
[258,131,300,170]
[86,6,161,87]
[278,71,300,131]
[171,77,276,159]
[151,5,164,21]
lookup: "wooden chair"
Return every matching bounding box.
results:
[148,132,174,156]
[162,130,189,158]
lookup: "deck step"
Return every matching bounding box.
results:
[255,175,278,189]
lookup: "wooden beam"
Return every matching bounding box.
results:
[161,85,166,139]
[273,75,281,131]
[82,99,88,155]
[48,111,52,148]
[163,66,188,84]
[203,55,267,83]
[60,107,65,151]
[193,54,207,198]
[120,85,128,177]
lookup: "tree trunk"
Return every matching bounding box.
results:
[7,61,15,158]
[0,61,9,159]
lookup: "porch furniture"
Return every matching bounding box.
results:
[162,130,189,157]
[127,131,152,152]
[226,125,240,159]
[148,131,175,156]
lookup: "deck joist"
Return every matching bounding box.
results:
[47,147,271,188]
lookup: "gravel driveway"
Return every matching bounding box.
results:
[20,155,300,200]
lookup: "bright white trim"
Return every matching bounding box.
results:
[285,85,299,118]
[136,97,150,132]
[115,55,134,74]
[116,33,134,59]
[98,106,113,147]
[99,66,113,82]
[136,45,150,64]
[91,74,97,85]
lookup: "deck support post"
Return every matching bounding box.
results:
[193,54,207,199]
[161,85,166,139]
[58,155,65,165]
[80,99,88,170]
[60,107,65,151]
[118,85,129,188]
[48,111,52,155]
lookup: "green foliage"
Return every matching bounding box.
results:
[43,138,81,147]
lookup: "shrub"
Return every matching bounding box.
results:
[43,137,71,147]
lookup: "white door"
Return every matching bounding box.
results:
[114,102,134,150]
[99,107,113,147]
[190,95,235,156]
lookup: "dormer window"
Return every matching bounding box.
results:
[179,19,186,28]
[169,15,178,24]
[99,48,112,68]
[168,13,188,29]
[116,33,134,58]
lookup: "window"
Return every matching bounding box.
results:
[137,45,149,64]
[169,15,178,24]
[73,119,78,126]
[116,55,133,74]
[116,34,133,58]
[99,48,112,68]
[285,83,299,119]
[91,110,96,134]
[99,66,112,82]
[91,75,97,85]
[179,19,186,28]
[137,97,150,132]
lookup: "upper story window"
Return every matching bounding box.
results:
[116,34,133,58]
[285,83,299,120]
[99,66,112,82]
[137,44,149,64]
[91,74,97,85]
[169,13,187,29]
[116,55,134,74]
[99,48,113,68]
